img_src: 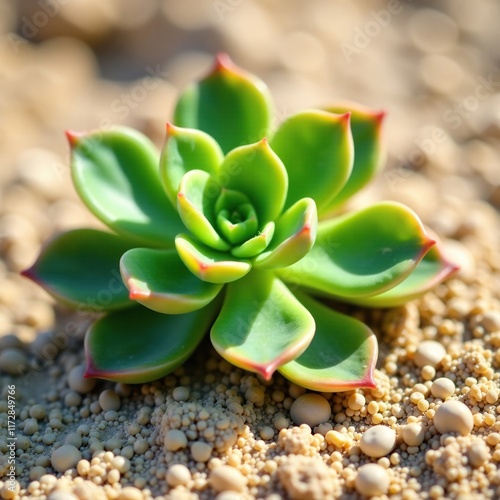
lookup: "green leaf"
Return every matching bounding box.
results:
[175,234,251,283]
[211,270,315,380]
[279,202,435,298]
[21,229,133,310]
[345,244,459,307]
[69,127,183,248]
[160,123,224,207]
[218,139,288,225]
[85,302,219,383]
[254,198,317,269]
[270,110,353,212]
[174,54,273,154]
[120,248,223,314]
[177,170,229,251]
[322,102,386,212]
[278,292,377,392]
[231,221,275,258]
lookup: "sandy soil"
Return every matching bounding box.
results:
[1,1,500,498]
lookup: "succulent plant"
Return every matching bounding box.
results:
[22,54,457,391]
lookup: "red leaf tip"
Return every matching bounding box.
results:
[65,130,84,147]
[214,52,233,72]
[166,122,177,135]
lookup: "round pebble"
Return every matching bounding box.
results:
[414,341,446,368]
[166,463,192,487]
[172,386,190,402]
[51,444,82,473]
[434,400,473,435]
[360,426,397,458]
[289,393,331,427]
[210,465,248,492]
[0,347,27,374]
[401,423,426,447]
[355,463,390,497]
[190,441,213,462]
[68,365,96,394]
[431,377,456,399]
[47,491,78,500]
[164,429,188,451]
[99,389,120,411]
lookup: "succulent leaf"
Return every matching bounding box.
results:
[322,102,386,211]
[21,229,133,310]
[218,139,288,226]
[175,234,251,283]
[211,270,315,380]
[85,302,219,383]
[160,124,224,207]
[270,110,354,213]
[254,198,317,269]
[279,202,435,298]
[344,245,459,307]
[174,53,273,154]
[69,127,183,248]
[231,221,275,258]
[177,170,229,251]
[278,292,377,392]
[120,248,223,314]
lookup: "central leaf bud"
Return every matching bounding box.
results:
[215,189,259,245]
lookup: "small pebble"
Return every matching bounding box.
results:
[355,463,390,497]
[68,365,96,394]
[431,377,455,399]
[166,463,192,487]
[117,487,143,500]
[51,444,82,473]
[434,400,473,435]
[289,393,331,427]
[164,429,188,451]
[99,389,120,411]
[0,347,27,374]
[172,386,190,402]
[210,465,248,492]
[414,340,446,368]
[360,426,396,458]
[401,423,425,447]
[190,441,213,462]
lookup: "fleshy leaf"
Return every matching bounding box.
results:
[231,221,275,258]
[254,198,317,269]
[174,53,273,154]
[322,102,386,212]
[120,248,223,314]
[175,234,251,283]
[278,292,377,392]
[344,244,459,307]
[211,270,315,380]
[270,110,353,212]
[22,229,133,310]
[160,123,224,207]
[279,202,435,298]
[177,170,229,251]
[85,302,219,383]
[69,127,183,248]
[218,139,288,225]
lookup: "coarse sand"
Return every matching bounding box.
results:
[1,1,500,499]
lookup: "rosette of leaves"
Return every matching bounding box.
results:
[22,54,457,391]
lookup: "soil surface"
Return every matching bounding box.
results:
[1,1,500,499]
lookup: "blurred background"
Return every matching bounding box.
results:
[0,0,499,341]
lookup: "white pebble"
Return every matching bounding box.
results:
[166,463,192,487]
[164,429,188,451]
[190,441,213,462]
[99,389,120,411]
[172,386,190,402]
[47,491,78,500]
[289,393,331,427]
[401,423,425,447]
[355,463,390,496]
[68,365,96,394]
[51,444,82,473]
[414,341,446,368]
[360,426,396,458]
[431,377,455,399]
[210,465,247,492]
[434,400,473,435]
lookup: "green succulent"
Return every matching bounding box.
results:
[22,54,457,391]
